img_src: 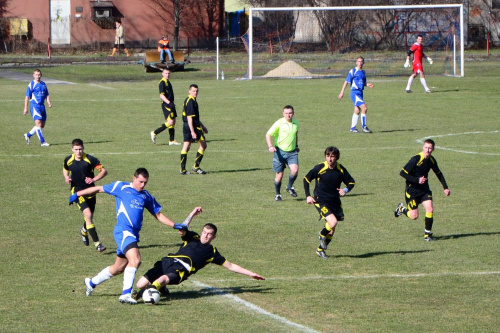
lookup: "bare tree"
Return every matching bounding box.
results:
[141,0,194,50]
[0,0,10,52]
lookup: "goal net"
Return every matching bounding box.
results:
[244,4,464,80]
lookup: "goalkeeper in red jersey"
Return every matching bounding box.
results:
[404,35,433,93]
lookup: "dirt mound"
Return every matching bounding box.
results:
[263,60,313,78]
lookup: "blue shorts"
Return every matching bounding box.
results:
[350,90,365,107]
[113,226,139,256]
[272,148,298,173]
[30,104,47,121]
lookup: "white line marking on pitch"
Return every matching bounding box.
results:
[191,280,321,333]
[200,271,500,284]
[417,131,500,156]
[89,83,115,90]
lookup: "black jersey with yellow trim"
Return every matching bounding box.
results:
[166,230,226,275]
[159,78,174,105]
[182,95,200,125]
[63,153,102,191]
[303,161,355,203]
[401,152,448,191]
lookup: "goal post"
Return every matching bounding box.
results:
[247,4,464,80]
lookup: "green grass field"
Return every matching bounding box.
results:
[0,52,499,333]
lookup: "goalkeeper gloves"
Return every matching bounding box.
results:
[427,57,433,65]
[174,223,188,230]
[69,193,78,205]
[404,59,410,68]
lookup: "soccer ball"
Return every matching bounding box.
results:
[142,288,161,305]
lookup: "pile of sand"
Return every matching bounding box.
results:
[263,60,313,78]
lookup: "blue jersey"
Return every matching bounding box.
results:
[103,181,162,236]
[345,68,366,91]
[26,80,49,105]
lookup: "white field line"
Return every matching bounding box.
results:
[199,270,500,284]
[417,131,500,156]
[89,83,115,90]
[191,280,322,333]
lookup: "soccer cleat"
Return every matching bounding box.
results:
[80,228,89,246]
[24,133,30,145]
[40,142,50,147]
[405,89,412,93]
[84,278,94,296]
[394,203,404,218]
[425,89,432,93]
[119,293,138,305]
[192,167,207,175]
[274,194,282,202]
[169,140,181,146]
[150,131,156,144]
[424,233,435,241]
[318,233,327,250]
[286,187,298,197]
[95,243,106,252]
[362,126,372,133]
[158,286,170,297]
[350,128,359,133]
[131,289,142,300]
[316,249,329,259]
[179,170,190,175]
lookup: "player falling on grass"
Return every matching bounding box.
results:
[394,139,450,241]
[71,168,190,304]
[265,105,299,201]
[150,69,181,146]
[303,146,355,259]
[133,207,265,300]
[23,69,52,147]
[404,34,433,93]
[63,139,108,252]
[180,84,208,175]
[338,57,374,133]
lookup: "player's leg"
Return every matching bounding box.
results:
[421,198,434,241]
[119,246,141,303]
[351,106,360,132]
[272,150,286,201]
[315,203,339,258]
[180,124,192,174]
[192,138,207,174]
[419,72,431,93]
[285,152,299,197]
[84,255,128,296]
[34,114,48,146]
[167,110,180,145]
[82,202,105,252]
[359,104,372,133]
[406,72,416,92]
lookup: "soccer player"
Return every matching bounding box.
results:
[265,105,299,201]
[150,69,181,145]
[157,35,174,64]
[63,139,108,252]
[134,209,265,299]
[338,56,374,133]
[180,84,208,175]
[404,34,433,93]
[394,139,450,241]
[303,146,355,259]
[72,168,190,304]
[23,69,52,146]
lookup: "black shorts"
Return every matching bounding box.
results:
[76,194,96,213]
[162,103,177,120]
[183,123,205,143]
[143,258,187,285]
[314,201,344,221]
[405,189,433,210]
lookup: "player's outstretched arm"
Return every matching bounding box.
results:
[223,261,265,280]
[182,207,203,229]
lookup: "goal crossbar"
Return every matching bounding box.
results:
[248,4,464,79]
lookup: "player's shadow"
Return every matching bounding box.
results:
[434,231,500,241]
[209,167,268,174]
[205,138,237,143]
[170,286,273,300]
[140,242,183,250]
[335,249,431,259]
[377,129,419,133]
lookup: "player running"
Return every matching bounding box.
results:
[23,69,52,146]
